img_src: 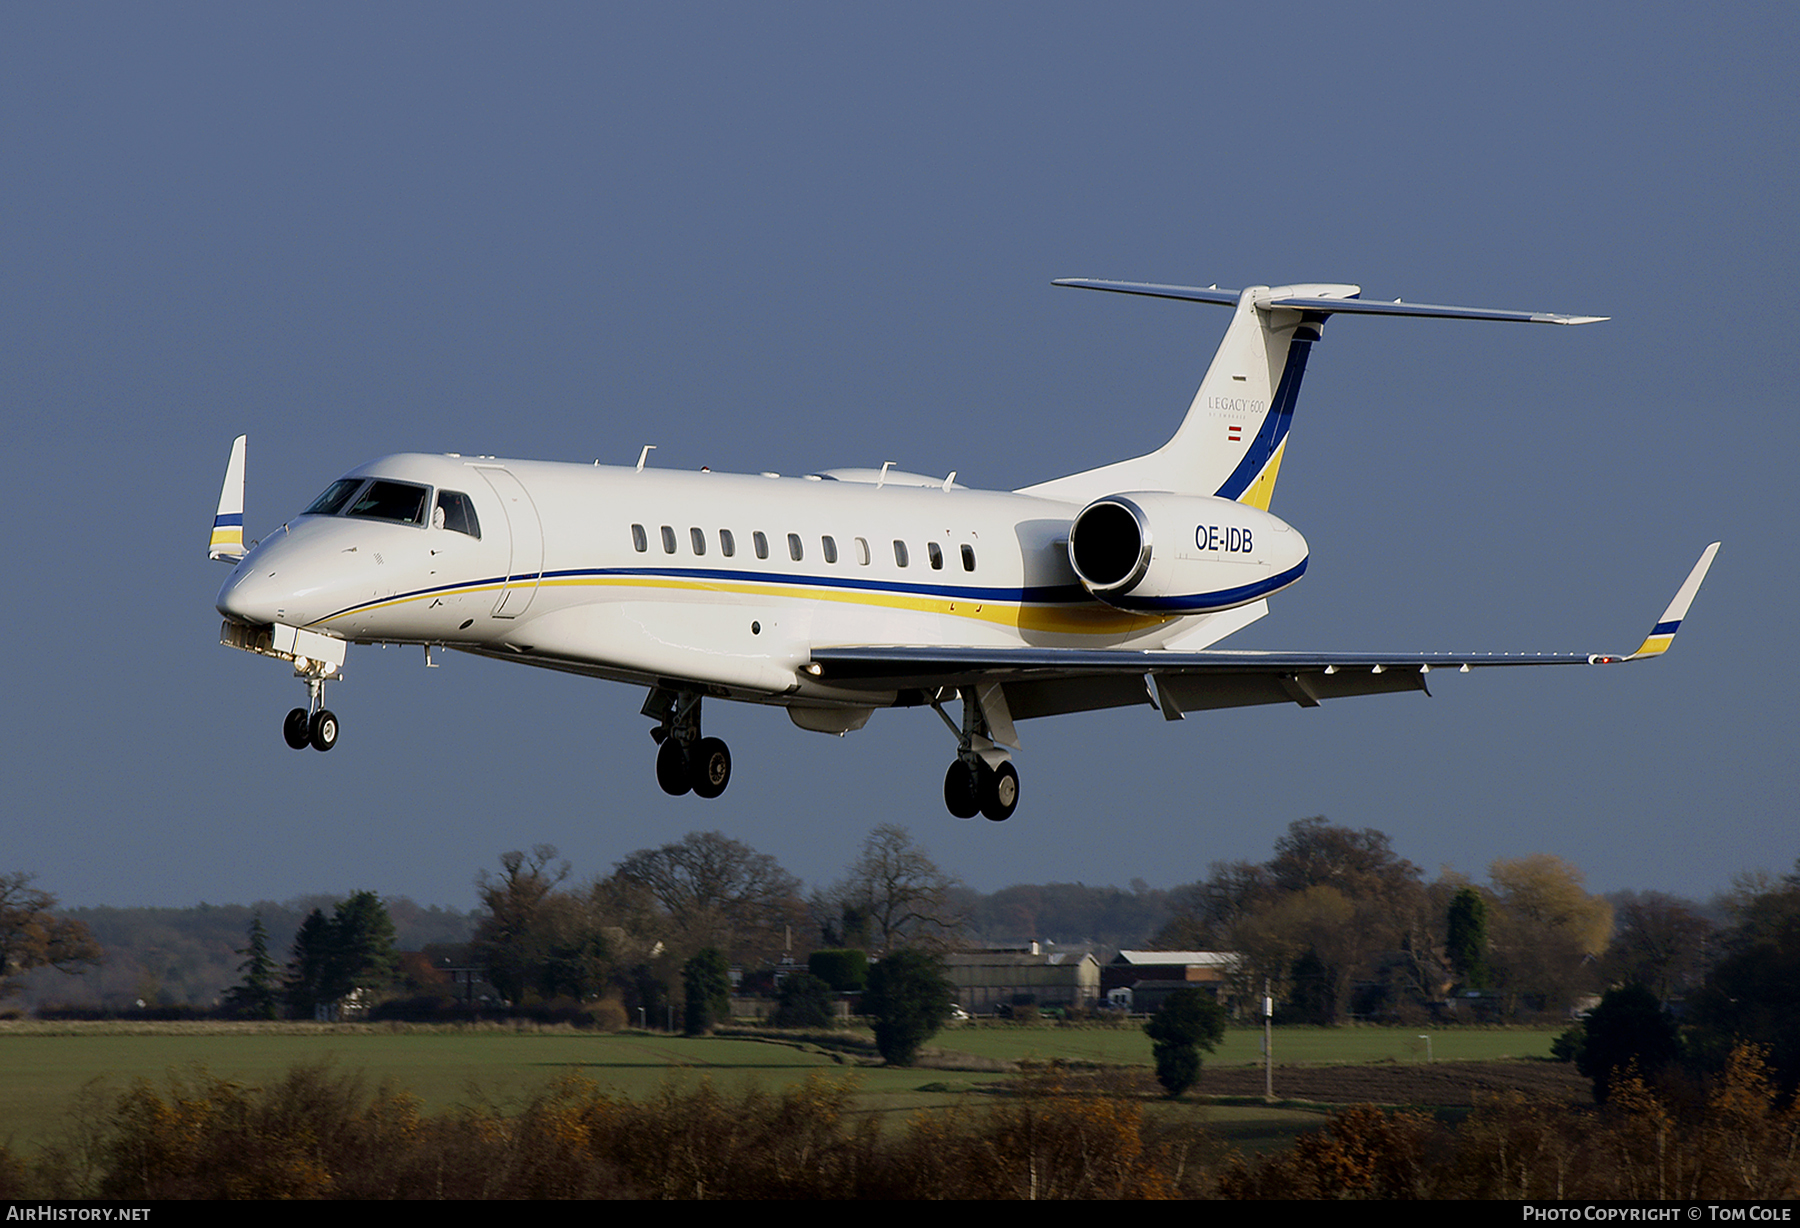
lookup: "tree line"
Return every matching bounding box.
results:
[1150,817,1702,1025]
[7,818,1795,1092]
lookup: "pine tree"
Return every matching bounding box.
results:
[222,913,280,1019]
[1446,886,1491,989]
[285,908,334,1017]
[284,892,399,1018]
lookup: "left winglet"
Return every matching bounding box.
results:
[209,434,247,564]
[1601,542,1720,663]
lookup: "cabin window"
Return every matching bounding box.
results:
[961,544,975,571]
[690,527,706,556]
[753,531,769,559]
[631,524,648,553]
[893,540,909,567]
[435,491,481,538]
[347,480,430,527]
[305,478,364,517]
[719,529,735,557]
[855,537,871,565]
[660,525,677,554]
[788,533,804,561]
[822,535,838,564]
[928,542,944,570]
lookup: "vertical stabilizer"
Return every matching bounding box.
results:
[1019,283,1360,506]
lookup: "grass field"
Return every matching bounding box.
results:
[0,1021,1564,1155]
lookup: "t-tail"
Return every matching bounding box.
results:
[1020,280,1607,508]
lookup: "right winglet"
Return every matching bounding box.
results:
[209,434,247,564]
[1605,542,1720,662]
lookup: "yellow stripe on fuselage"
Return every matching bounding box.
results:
[319,572,1168,637]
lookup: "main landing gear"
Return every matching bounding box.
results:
[944,757,1019,822]
[281,671,338,752]
[644,687,732,799]
[936,685,1020,822]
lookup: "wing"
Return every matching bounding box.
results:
[808,544,1720,722]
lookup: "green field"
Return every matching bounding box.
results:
[0,1021,1562,1155]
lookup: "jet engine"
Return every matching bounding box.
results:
[1066,492,1309,614]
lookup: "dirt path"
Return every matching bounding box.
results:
[1197,1058,1590,1107]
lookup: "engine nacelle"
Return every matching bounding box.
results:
[1067,492,1309,614]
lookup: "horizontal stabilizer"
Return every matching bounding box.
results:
[1053,279,1607,324]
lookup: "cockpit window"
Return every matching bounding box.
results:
[346,480,430,526]
[435,490,481,538]
[305,478,365,517]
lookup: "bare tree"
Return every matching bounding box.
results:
[1154,859,1272,950]
[612,831,806,959]
[474,845,574,1002]
[0,872,102,998]
[821,824,963,953]
[1604,890,1713,1000]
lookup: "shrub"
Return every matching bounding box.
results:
[773,972,836,1029]
[863,949,954,1065]
[1143,989,1226,1098]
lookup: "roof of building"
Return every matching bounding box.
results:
[1113,950,1238,968]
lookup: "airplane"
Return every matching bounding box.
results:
[209,278,1719,821]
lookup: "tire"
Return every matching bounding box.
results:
[980,760,1019,822]
[656,738,693,796]
[309,709,339,752]
[283,708,312,750]
[690,737,732,799]
[944,761,981,819]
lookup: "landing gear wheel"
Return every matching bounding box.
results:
[980,760,1019,822]
[944,761,981,819]
[656,738,693,796]
[690,737,732,799]
[308,709,339,752]
[283,708,312,750]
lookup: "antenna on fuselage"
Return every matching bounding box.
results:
[877,460,896,488]
[636,445,656,472]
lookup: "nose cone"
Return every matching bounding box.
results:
[214,517,366,627]
[216,563,289,625]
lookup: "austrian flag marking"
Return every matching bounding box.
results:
[1227,424,1242,442]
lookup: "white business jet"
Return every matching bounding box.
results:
[209,279,1719,821]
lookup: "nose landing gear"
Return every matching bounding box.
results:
[281,666,339,752]
[645,687,732,798]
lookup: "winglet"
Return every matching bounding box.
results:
[209,434,247,563]
[1597,542,1720,663]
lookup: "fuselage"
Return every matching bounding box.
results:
[206,281,1654,818]
[216,452,1310,707]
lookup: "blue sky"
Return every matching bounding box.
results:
[3,3,1792,911]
